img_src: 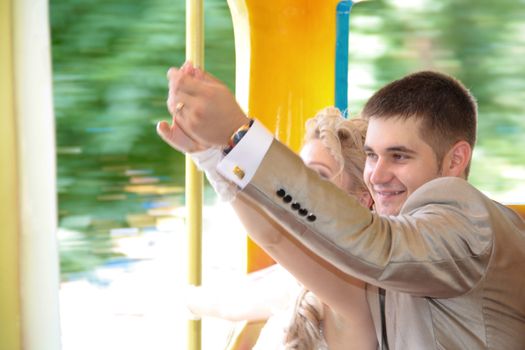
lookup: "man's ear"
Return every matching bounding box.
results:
[442,140,472,177]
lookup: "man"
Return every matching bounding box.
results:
[160,65,525,349]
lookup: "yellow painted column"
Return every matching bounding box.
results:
[224,2,342,348]
[246,0,340,152]
[0,0,22,348]
[185,0,204,349]
[228,0,341,272]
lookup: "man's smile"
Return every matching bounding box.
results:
[373,189,406,198]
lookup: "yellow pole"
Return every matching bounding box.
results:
[0,0,22,348]
[227,0,341,274]
[224,2,344,348]
[185,0,204,349]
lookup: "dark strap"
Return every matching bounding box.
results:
[222,119,254,155]
[379,288,390,350]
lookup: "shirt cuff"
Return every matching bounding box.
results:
[217,119,273,189]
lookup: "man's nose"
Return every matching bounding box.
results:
[370,158,392,185]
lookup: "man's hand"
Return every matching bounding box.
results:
[166,63,250,147]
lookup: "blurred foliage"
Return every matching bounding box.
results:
[347,0,525,196]
[51,0,235,277]
[51,0,524,278]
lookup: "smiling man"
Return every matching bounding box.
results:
[360,72,476,217]
[162,67,525,349]
[363,117,443,216]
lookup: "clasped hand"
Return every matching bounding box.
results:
[157,62,250,153]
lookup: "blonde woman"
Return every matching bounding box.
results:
[251,107,376,350]
[171,107,377,349]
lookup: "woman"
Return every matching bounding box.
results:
[249,107,375,349]
[157,62,376,350]
[160,107,377,350]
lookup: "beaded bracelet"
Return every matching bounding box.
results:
[223,119,254,155]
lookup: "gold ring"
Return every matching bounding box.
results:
[175,101,185,114]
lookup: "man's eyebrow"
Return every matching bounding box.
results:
[386,146,417,154]
[363,145,417,154]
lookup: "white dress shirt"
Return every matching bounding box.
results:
[217,119,273,188]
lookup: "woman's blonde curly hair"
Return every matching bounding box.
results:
[303,106,368,195]
[284,106,368,349]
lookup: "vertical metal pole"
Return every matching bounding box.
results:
[335,0,353,116]
[185,0,204,349]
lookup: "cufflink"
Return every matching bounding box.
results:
[233,166,245,180]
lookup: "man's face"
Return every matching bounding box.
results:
[364,117,442,216]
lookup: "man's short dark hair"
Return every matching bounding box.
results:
[361,71,477,176]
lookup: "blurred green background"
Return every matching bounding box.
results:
[50,0,525,278]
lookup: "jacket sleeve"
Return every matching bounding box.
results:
[241,140,493,298]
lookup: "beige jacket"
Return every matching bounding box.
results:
[241,140,525,349]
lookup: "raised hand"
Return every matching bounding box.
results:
[157,62,207,153]
[166,62,250,148]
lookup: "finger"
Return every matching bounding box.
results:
[166,79,193,115]
[156,120,176,145]
[166,90,178,116]
[168,71,204,97]
[166,88,193,116]
[181,61,196,75]
[169,97,215,149]
[166,90,177,115]
[171,112,210,152]
[156,120,200,153]
[194,67,220,83]
[193,66,206,80]
[166,67,188,107]
[166,66,180,80]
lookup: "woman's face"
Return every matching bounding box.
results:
[300,139,372,208]
[300,139,351,190]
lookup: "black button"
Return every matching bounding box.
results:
[298,208,308,216]
[283,194,292,203]
[307,214,317,222]
[291,202,300,210]
[276,189,286,197]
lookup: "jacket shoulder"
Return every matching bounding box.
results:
[401,177,488,214]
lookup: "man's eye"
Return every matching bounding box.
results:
[393,153,408,161]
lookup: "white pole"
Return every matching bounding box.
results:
[14,0,62,349]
